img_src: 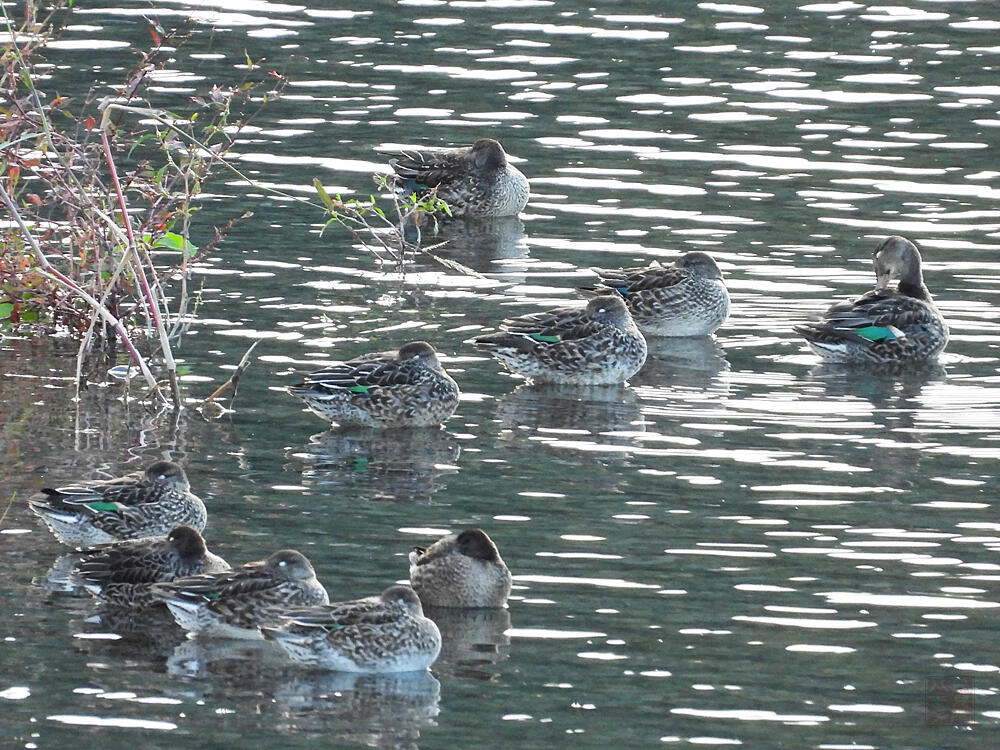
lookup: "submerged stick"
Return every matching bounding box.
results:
[200,339,262,413]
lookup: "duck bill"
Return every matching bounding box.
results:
[874,272,891,290]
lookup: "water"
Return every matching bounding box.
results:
[3,1,1000,747]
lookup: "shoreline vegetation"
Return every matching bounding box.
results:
[1,1,469,412]
[0,1,283,410]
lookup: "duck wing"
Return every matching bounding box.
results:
[389,145,469,188]
[593,264,684,294]
[295,352,413,392]
[796,288,940,345]
[153,560,276,603]
[279,597,399,631]
[500,306,607,344]
[37,470,156,512]
[75,537,177,585]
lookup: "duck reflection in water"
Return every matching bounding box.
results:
[166,637,292,681]
[808,360,945,407]
[36,552,87,594]
[807,361,947,488]
[289,427,460,503]
[70,605,186,663]
[166,641,440,747]
[416,216,530,277]
[496,383,644,438]
[630,335,731,388]
[269,670,440,745]
[422,606,511,680]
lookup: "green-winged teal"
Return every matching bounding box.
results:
[473,295,647,385]
[795,236,948,366]
[73,526,230,609]
[408,528,511,608]
[288,341,460,428]
[152,549,329,639]
[30,461,206,547]
[262,585,441,673]
[380,138,529,218]
[587,251,730,337]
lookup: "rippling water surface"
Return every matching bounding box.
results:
[3,1,1000,748]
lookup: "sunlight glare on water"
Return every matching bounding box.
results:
[2,0,1000,748]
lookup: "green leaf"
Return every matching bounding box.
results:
[0,303,13,320]
[314,179,337,212]
[152,232,198,257]
[20,310,37,323]
[127,132,158,159]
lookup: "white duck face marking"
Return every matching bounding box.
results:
[146,460,185,484]
[586,295,629,326]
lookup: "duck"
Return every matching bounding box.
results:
[379,138,529,219]
[408,528,512,608]
[261,585,441,673]
[472,295,647,385]
[151,549,329,639]
[29,460,206,547]
[586,251,730,337]
[794,236,948,365]
[72,526,230,609]
[287,341,460,428]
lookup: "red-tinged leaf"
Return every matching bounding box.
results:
[84,115,96,130]
[7,166,19,182]
[27,193,42,206]
[150,28,161,45]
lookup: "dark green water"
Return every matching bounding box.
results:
[3,1,999,748]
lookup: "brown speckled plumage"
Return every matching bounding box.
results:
[795,236,948,365]
[153,549,329,638]
[586,251,730,337]
[380,138,529,218]
[288,341,460,428]
[473,296,647,385]
[263,585,441,672]
[30,461,206,547]
[74,526,230,609]
[409,529,512,608]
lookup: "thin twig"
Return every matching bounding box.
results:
[0,491,15,528]
[101,102,322,210]
[200,339,261,413]
[0,182,164,398]
[99,113,181,409]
